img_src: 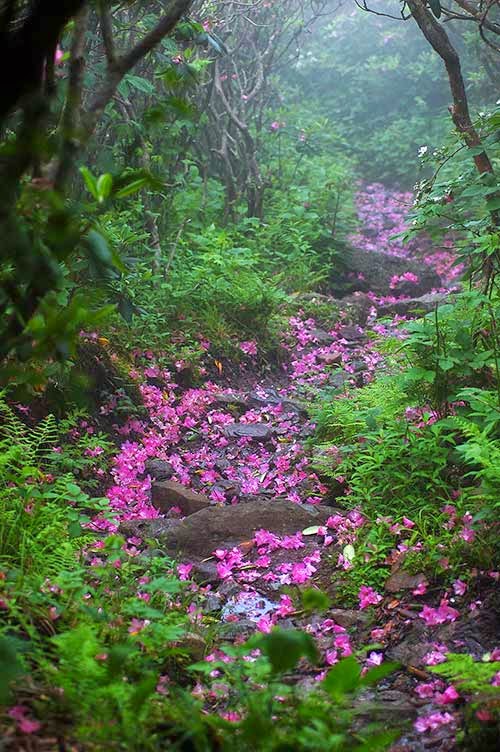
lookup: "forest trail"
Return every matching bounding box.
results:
[96,186,498,750]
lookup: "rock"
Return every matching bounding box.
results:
[331,247,441,298]
[223,423,273,441]
[212,393,249,412]
[378,291,450,318]
[246,390,307,417]
[328,371,350,390]
[118,518,181,541]
[163,499,332,558]
[350,359,368,373]
[317,351,342,366]
[328,609,369,629]
[385,571,427,594]
[144,458,174,481]
[339,293,374,325]
[310,328,335,345]
[338,325,365,342]
[151,480,211,517]
[219,619,257,640]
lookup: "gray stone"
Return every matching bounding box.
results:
[223,423,274,441]
[331,247,441,298]
[163,499,332,558]
[144,458,174,481]
[151,480,211,517]
[378,291,451,318]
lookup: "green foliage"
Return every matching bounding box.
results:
[400,292,500,412]
[430,653,500,695]
[189,643,399,751]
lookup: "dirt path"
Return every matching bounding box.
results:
[103,185,499,750]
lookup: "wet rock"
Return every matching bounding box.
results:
[331,247,441,298]
[317,351,342,366]
[385,571,427,594]
[219,619,257,640]
[163,499,332,558]
[328,609,369,629]
[327,371,350,390]
[247,390,307,417]
[223,423,274,441]
[378,291,450,318]
[212,393,249,413]
[151,480,211,517]
[214,457,231,473]
[338,325,365,342]
[310,328,335,345]
[350,359,368,373]
[118,518,181,541]
[144,458,174,481]
[339,293,374,325]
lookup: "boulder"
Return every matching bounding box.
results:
[331,247,441,297]
[247,390,307,417]
[151,480,211,516]
[144,458,174,481]
[378,291,450,317]
[164,499,332,558]
[310,328,335,345]
[212,393,249,413]
[223,423,274,441]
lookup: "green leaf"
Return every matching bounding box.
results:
[302,525,321,536]
[254,629,318,674]
[322,656,361,700]
[343,544,355,563]
[68,520,83,539]
[80,166,98,199]
[84,229,113,266]
[115,177,149,199]
[125,74,156,95]
[486,196,500,212]
[96,173,113,202]
[360,661,398,686]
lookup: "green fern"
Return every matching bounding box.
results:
[431,653,500,695]
[0,392,59,471]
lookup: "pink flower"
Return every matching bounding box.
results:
[414,682,438,699]
[366,651,383,667]
[460,527,476,543]
[239,340,257,355]
[177,563,193,581]
[452,579,467,596]
[476,708,494,722]
[435,686,459,705]
[491,671,500,687]
[325,649,338,665]
[358,585,383,610]
[402,516,415,528]
[423,650,448,666]
[8,707,41,735]
[276,594,295,618]
[19,718,41,734]
[413,581,427,596]
[257,614,273,633]
[419,601,459,626]
[128,618,150,635]
[414,712,455,733]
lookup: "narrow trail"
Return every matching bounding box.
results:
[98,185,498,750]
